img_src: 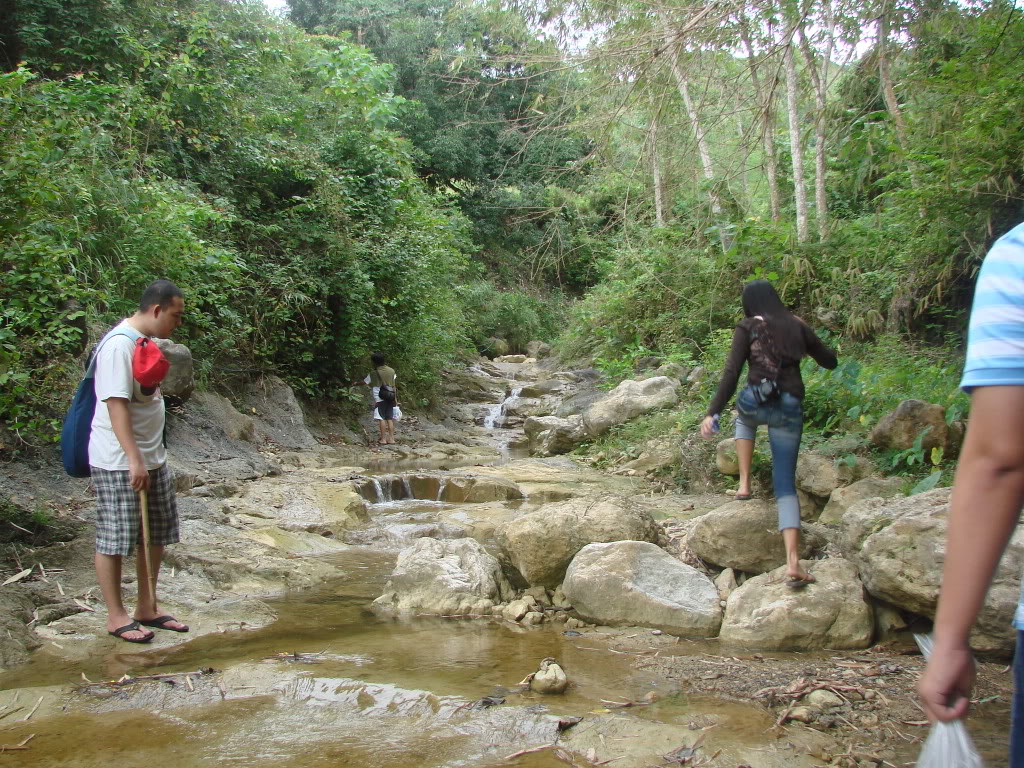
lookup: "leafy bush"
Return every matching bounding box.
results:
[0,3,478,451]
[457,279,565,353]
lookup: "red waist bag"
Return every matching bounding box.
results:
[133,337,170,388]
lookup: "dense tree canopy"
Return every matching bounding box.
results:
[1,0,1022,452]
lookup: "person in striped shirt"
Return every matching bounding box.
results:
[919,222,1024,764]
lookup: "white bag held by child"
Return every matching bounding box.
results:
[914,634,984,768]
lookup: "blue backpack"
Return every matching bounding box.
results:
[61,326,143,477]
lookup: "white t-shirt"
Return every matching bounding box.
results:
[88,321,166,471]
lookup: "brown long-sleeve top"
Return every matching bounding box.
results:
[706,317,838,417]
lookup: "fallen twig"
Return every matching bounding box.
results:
[0,733,35,752]
[504,743,556,760]
[22,698,42,722]
[78,669,213,689]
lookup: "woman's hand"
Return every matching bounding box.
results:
[700,415,717,440]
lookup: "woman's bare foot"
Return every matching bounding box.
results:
[784,569,816,588]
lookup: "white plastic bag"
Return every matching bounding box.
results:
[914,633,985,768]
[392,405,402,421]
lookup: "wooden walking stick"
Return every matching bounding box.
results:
[139,489,155,605]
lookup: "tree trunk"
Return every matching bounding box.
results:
[663,33,732,252]
[740,20,781,222]
[783,32,809,243]
[734,89,749,212]
[877,2,910,154]
[798,5,833,242]
[649,112,665,227]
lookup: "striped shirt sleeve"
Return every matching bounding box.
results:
[961,222,1024,391]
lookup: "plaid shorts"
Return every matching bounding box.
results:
[91,464,179,555]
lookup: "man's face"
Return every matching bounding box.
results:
[154,296,185,338]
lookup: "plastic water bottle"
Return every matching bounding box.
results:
[712,414,720,433]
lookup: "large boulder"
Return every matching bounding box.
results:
[819,475,906,525]
[518,379,563,398]
[239,375,318,450]
[497,496,661,587]
[372,537,513,616]
[719,558,873,650]
[869,400,948,453]
[190,392,256,442]
[482,337,509,358]
[154,338,195,401]
[523,415,587,457]
[582,377,679,437]
[796,454,874,499]
[555,389,606,419]
[563,541,722,637]
[443,368,507,403]
[526,340,552,359]
[618,437,678,475]
[716,438,739,476]
[840,488,1022,653]
[687,500,825,574]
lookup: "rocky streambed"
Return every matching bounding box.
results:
[0,357,1014,767]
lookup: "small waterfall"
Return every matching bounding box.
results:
[371,478,389,503]
[482,403,502,429]
[436,479,448,501]
[484,387,524,430]
[402,477,413,500]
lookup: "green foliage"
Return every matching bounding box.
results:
[456,279,565,353]
[0,1,477,450]
[287,0,598,292]
[911,470,943,496]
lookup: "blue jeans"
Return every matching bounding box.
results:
[1013,630,1024,766]
[734,387,803,530]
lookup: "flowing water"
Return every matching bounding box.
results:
[1,533,804,768]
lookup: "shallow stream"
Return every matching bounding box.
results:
[2,522,805,768]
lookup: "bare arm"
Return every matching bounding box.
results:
[918,385,1024,720]
[106,398,150,491]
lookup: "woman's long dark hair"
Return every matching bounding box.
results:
[741,280,804,362]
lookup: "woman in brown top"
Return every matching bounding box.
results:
[699,281,837,587]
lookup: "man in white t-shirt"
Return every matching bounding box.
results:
[90,280,187,643]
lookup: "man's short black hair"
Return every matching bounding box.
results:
[140,280,183,312]
[371,353,386,367]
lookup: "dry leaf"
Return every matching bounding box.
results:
[1,569,32,587]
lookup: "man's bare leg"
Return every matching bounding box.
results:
[386,420,396,444]
[378,419,387,444]
[95,552,151,640]
[132,545,187,630]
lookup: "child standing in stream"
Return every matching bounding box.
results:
[699,280,837,588]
